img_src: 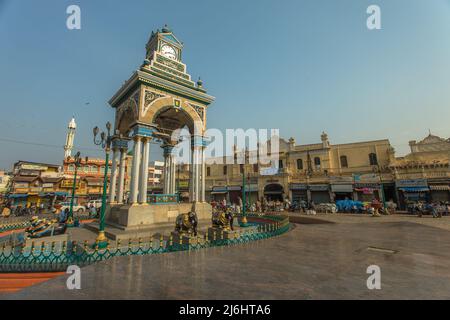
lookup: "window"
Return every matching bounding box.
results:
[240,164,244,174]
[296,159,303,170]
[278,160,283,169]
[207,167,211,176]
[253,163,259,173]
[369,153,378,166]
[340,155,348,168]
[314,157,321,166]
[223,165,227,175]
[68,165,75,172]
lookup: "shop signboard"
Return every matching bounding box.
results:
[353,173,380,184]
[331,184,353,193]
[329,176,354,184]
[21,164,48,171]
[396,179,428,187]
[212,186,227,192]
[244,184,258,192]
[61,180,80,188]
[290,183,307,190]
[14,182,29,189]
[227,186,242,191]
[178,181,189,188]
[19,170,40,176]
[309,184,329,191]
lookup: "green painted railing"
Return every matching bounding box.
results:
[147,194,179,204]
[0,214,290,272]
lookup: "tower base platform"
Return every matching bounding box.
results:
[85,202,212,241]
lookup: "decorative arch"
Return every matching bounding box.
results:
[115,92,140,135]
[141,96,204,134]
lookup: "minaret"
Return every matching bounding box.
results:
[64,116,77,159]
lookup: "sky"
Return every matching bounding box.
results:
[0,0,450,170]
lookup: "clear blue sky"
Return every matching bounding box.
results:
[1,0,450,170]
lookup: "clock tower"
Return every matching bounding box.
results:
[106,25,215,233]
[141,25,202,91]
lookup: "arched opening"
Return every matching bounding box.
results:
[264,183,284,201]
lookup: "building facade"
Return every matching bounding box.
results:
[201,133,396,205]
[9,161,65,207]
[390,133,450,208]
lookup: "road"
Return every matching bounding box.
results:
[5,214,450,299]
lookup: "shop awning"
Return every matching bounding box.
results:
[429,185,450,191]
[8,194,28,198]
[264,191,283,195]
[211,191,227,194]
[331,184,353,193]
[399,187,429,192]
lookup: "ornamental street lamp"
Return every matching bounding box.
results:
[241,167,250,227]
[93,121,113,248]
[68,152,87,226]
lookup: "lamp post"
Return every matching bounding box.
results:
[240,167,249,226]
[68,152,86,226]
[93,121,113,248]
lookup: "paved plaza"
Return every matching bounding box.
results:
[5,214,450,300]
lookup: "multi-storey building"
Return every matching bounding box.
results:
[201,132,395,205]
[390,132,450,208]
[9,161,65,207]
[0,170,11,203]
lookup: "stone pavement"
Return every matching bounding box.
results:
[5,216,450,299]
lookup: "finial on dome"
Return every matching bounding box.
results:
[197,77,203,88]
[162,24,171,33]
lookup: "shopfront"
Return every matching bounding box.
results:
[263,183,284,202]
[228,185,242,204]
[243,184,259,204]
[289,184,308,203]
[354,183,381,202]
[396,179,429,209]
[429,184,450,202]
[331,184,353,201]
[330,176,354,201]
[211,186,227,202]
[309,184,330,204]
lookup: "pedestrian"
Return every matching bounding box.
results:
[89,204,96,217]
[60,208,69,223]
[1,205,11,218]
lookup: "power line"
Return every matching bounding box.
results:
[0,137,101,152]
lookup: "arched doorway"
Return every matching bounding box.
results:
[264,183,284,201]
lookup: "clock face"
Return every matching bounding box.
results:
[161,44,177,60]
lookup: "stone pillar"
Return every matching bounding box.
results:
[117,148,126,204]
[201,146,206,202]
[193,146,201,202]
[130,136,142,205]
[170,156,176,194]
[108,147,118,203]
[189,145,199,202]
[139,138,150,204]
[163,146,171,194]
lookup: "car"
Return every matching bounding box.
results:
[87,199,102,209]
[58,202,86,214]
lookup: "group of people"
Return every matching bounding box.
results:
[408,201,449,218]
[210,196,313,214]
[1,202,51,218]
